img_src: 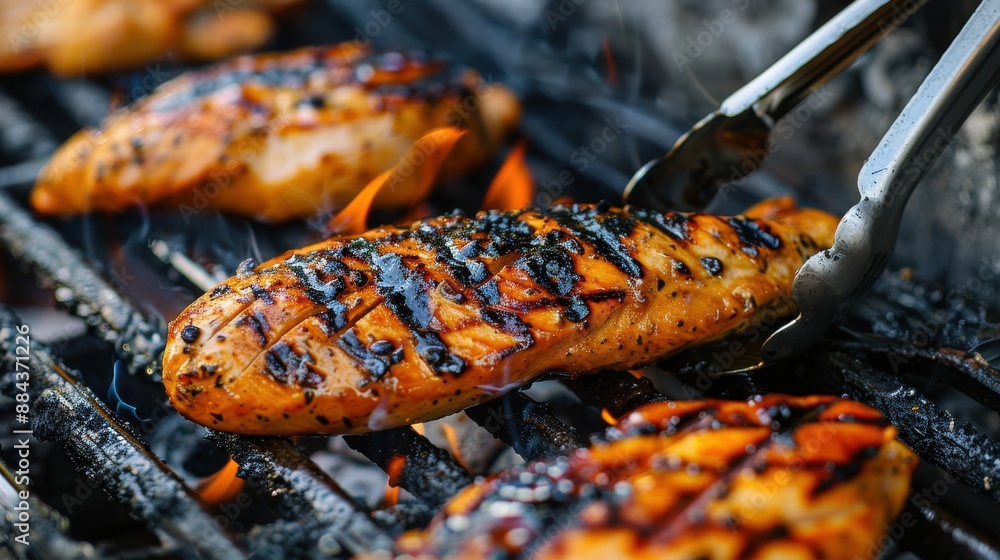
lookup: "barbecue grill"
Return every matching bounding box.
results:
[2,1,1000,559]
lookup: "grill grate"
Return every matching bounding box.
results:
[0,2,999,559]
[0,307,243,559]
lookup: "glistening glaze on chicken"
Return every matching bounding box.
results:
[30,44,520,222]
[162,197,839,435]
[391,396,917,560]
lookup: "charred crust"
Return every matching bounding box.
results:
[700,257,724,276]
[346,239,466,376]
[517,248,581,297]
[250,284,274,305]
[180,324,201,343]
[480,307,533,354]
[633,209,691,242]
[209,284,232,299]
[284,251,348,306]
[265,342,324,388]
[473,280,502,306]
[542,205,642,277]
[237,311,270,347]
[338,329,402,385]
[235,258,258,278]
[728,217,781,256]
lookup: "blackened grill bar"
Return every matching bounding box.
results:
[0,191,164,376]
[566,369,669,418]
[827,352,1000,502]
[209,431,394,555]
[343,427,472,509]
[0,307,244,560]
[465,391,583,461]
[0,458,96,560]
[902,465,1000,560]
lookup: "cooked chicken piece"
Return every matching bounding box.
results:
[162,197,839,435]
[30,44,520,222]
[391,395,918,560]
[0,0,299,75]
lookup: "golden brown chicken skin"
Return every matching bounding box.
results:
[162,197,839,436]
[30,44,520,222]
[392,395,918,560]
[0,0,300,75]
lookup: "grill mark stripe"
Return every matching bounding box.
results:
[229,304,327,384]
[650,404,829,544]
[409,218,490,288]
[632,209,692,242]
[346,236,466,376]
[208,292,256,338]
[336,328,403,386]
[542,205,642,277]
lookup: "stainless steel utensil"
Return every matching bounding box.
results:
[627,0,1000,372]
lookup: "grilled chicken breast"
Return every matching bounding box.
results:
[30,44,520,222]
[163,197,839,435]
[392,395,918,560]
[0,0,300,75]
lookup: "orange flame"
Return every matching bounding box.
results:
[551,195,576,207]
[196,458,245,507]
[600,408,618,425]
[383,484,400,507]
[382,454,407,507]
[480,141,534,211]
[441,423,470,471]
[327,127,466,235]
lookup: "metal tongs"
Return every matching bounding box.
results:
[624,0,1000,371]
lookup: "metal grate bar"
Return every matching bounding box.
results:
[344,427,472,509]
[1,457,97,560]
[828,352,1000,502]
[211,431,393,555]
[0,90,56,161]
[834,339,1000,412]
[567,370,668,418]
[0,307,244,559]
[0,192,164,376]
[900,464,1000,559]
[465,391,583,461]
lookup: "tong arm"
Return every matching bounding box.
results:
[761,0,1000,363]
